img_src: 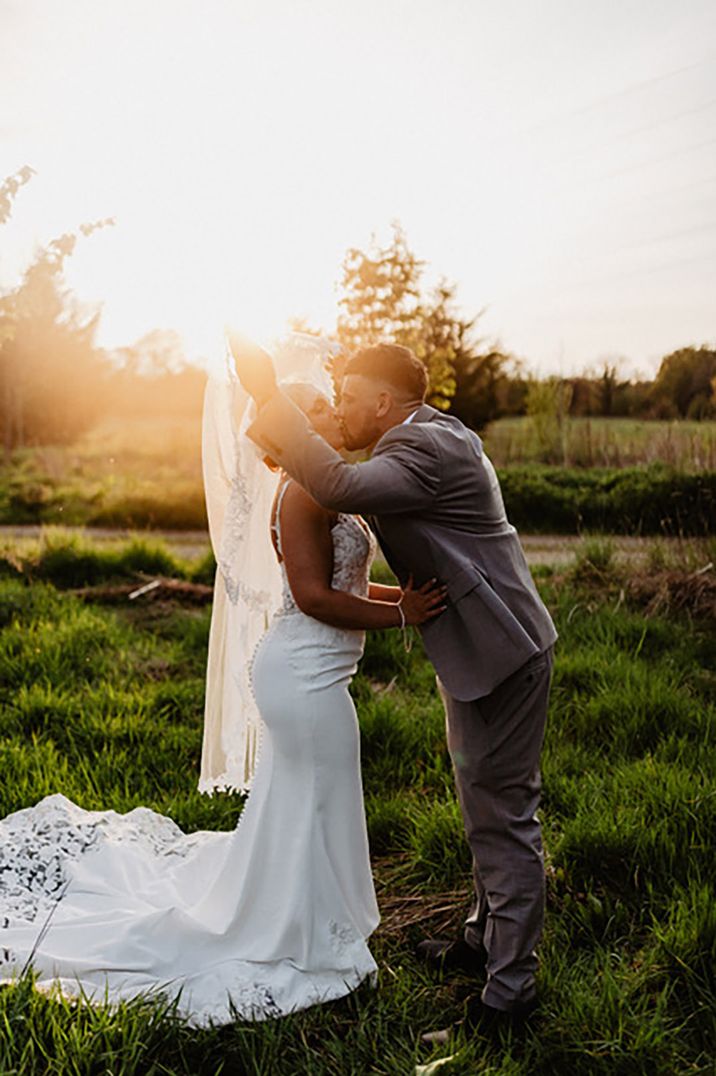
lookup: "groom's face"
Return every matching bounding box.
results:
[338,374,384,451]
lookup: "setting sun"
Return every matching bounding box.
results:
[1,3,715,1070]
[2,0,715,374]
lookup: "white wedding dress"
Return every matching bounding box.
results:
[0,496,380,1027]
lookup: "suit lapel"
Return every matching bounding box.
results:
[371,403,441,456]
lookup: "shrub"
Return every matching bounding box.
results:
[20,530,188,588]
[89,489,207,530]
[190,548,217,586]
[500,464,716,535]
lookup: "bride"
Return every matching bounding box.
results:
[0,333,444,1026]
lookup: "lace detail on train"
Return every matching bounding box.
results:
[0,508,380,1026]
[0,795,199,930]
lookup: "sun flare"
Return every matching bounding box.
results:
[2,0,715,375]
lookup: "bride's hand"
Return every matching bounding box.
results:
[225,328,278,406]
[399,576,448,626]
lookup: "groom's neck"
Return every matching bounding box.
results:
[366,405,420,453]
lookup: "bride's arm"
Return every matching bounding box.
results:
[368,583,401,603]
[280,484,446,631]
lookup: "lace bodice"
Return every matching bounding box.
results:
[272,483,376,617]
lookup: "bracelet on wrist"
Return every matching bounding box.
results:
[396,599,413,652]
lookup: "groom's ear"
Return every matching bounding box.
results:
[375,391,392,418]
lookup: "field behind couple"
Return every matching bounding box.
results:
[4,414,716,536]
[0,527,714,1075]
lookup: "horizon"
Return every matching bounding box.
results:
[1,0,715,380]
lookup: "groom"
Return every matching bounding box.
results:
[231,336,557,1040]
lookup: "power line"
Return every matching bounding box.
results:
[564,249,715,290]
[595,135,716,184]
[617,219,716,253]
[605,96,716,147]
[524,54,716,137]
[547,113,716,194]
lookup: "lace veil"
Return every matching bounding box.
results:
[199,332,338,794]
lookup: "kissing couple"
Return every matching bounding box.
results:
[0,332,556,1044]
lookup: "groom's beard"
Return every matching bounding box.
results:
[340,419,383,454]
[340,428,370,453]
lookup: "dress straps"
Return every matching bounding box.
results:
[271,480,291,560]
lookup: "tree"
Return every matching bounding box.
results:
[650,345,716,419]
[106,329,206,420]
[0,168,114,457]
[450,348,525,430]
[337,224,423,351]
[526,377,573,463]
[611,379,651,418]
[336,224,479,410]
[599,361,620,417]
[0,166,35,225]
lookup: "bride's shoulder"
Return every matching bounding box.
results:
[280,480,336,525]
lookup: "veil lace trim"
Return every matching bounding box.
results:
[199,333,339,795]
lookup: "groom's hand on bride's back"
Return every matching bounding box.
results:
[226,328,278,407]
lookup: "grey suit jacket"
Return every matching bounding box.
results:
[249,394,557,701]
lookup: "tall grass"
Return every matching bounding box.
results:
[0,527,213,588]
[1,417,206,529]
[484,415,716,470]
[0,542,714,1072]
[3,415,716,534]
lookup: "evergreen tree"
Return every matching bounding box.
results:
[336,223,478,410]
[0,168,114,456]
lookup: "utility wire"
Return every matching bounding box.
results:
[518,54,716,139]
[617,219,716,253]
[595,135,716,184]
[563,249,715,290]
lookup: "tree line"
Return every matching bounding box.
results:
[1,171,714,460]
[333,223,716,428]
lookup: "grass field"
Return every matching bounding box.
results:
[0,536,714,1074]
[2,417,206,529]
[482,416,716,471]
[3,416,716,534]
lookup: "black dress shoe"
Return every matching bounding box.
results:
[415,936,487,975]
[420,996,538,1046]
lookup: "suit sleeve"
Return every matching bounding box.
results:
[248,390,440,514]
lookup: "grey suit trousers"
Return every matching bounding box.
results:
[439,646,553,1010]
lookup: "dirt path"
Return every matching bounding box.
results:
[0,525,212,561]
[0,525,697,568]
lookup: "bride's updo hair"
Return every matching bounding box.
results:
[344,344,428,404]
[262,381,329,471]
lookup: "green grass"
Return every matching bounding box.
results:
[3,415,716,535]
[0,541,714,1072]
[483,415,716,470]
[0,527,214,588]
[1,417,207,529]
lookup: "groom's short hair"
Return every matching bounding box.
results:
[344,344,428,403]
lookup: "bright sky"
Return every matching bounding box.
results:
[2,0,715,377]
